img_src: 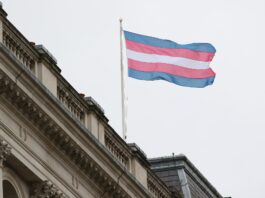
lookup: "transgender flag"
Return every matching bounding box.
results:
[124,31,216,88]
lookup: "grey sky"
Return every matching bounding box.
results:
[3,0,265,197]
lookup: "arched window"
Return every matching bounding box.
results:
[3,180,19,198]
[2,167,27,198]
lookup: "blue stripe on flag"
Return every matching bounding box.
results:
[124,31,216,53]
[128,68,215,88]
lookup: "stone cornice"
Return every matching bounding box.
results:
[0,67,152,197]
[0,12,171,195]
[0,41,155,197]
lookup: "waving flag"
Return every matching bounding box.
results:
[124,31,216,88]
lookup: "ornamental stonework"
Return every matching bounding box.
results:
[30,180,66,198]
[0,139,11,164]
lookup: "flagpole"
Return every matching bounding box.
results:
[119,18,127,140]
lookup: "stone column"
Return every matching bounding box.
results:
[0,139,11,198]
[31,180,66,198]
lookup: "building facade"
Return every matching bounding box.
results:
[0,3,225,198]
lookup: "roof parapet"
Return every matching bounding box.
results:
[149,155,224,198]
[85,96,105,115]
[35,44,58,64]
[35,44,61,74]
[128,143,149,167]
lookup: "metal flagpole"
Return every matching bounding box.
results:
[119,18,127,140]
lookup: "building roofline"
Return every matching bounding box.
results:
[0,44,154,197]
[149,155,223,198]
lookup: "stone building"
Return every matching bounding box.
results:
[0,3,226,198]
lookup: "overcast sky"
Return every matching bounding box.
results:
[3,0,265,197]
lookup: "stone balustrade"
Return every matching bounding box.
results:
[2,23,37,73]
[57,82,85,123]
[105,130,130,168]
[0,9,175,196]
[147,170,172,198]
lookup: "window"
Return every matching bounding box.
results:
[3,180,19,198]
[2,167,26,198]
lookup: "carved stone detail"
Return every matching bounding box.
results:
[3,23,37,72]
[0,139,11,164]
[31,180,66,198]
[0,69,132,197]
[147,171,171,198]
[57,83,85,123]
[105,131,130,168]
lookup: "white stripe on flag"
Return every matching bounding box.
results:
[126,49,210,70]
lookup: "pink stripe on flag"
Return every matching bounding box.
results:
[125,40,215,62]
[127,59,215,79]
